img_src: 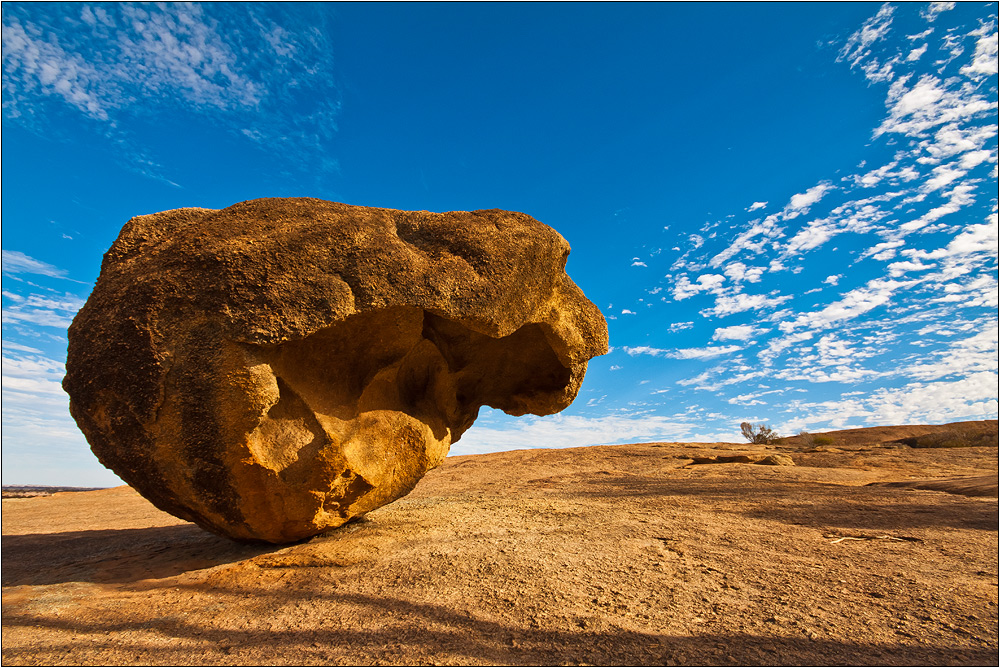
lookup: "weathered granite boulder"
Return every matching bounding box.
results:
[63,198,608,543]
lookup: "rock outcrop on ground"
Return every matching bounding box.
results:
[2,427,997,666]
[62,198,608,543]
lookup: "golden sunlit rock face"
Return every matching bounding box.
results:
[63,198,608,543]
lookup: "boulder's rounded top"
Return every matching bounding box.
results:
[95,197,596,347]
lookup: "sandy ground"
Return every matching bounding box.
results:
[2,428,997,666]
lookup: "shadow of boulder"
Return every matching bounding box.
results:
[868,475,999,498]
[2,524,274,586]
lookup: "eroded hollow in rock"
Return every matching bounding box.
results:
[171,307,576,543]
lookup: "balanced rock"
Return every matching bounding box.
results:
[63,198,608,543]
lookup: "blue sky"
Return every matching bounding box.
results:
[2,2,997,486]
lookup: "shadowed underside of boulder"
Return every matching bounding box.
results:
[63,198,608,543]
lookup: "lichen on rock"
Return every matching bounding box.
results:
[63,198,608,543]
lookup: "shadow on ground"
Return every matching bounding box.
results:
[1,524,274,586]
[563,474,999,532]
[3,584,995,666]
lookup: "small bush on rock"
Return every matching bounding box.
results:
[740,422,779,445]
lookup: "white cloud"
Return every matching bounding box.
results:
[861,239,905,261]
[669,345,743,360]
[118,4,265,108]
[671,273,726,300]
[887,259,934,277]
[907,43,929,62]
[944,215,999,256]
[700,292,792,318]
[708,214,783,267]
[758,331,815,367]
[1,341,43,354]
[762,332,887,385]
[712,325,765,342]
[623,344,742,360]
[785,278,918,333]
[921,3,956,22]
[931,272,998,309]
[783,371,996,432]
[907,28,934,42]
[2,291,85,329]
[919,123,997,164]
[1,349,119,486]
[2,5,260,120]
[903,326,999,381]
[723,262,765,283]
[782,219,837,255]
[1,250,70,278]
[772,198,892,260]
[959,149,993,169]
[922,164,966,192]
[727,389,783,406]
[855,161,901,188]
[784,182,833,219]
[2,309,73,329]
[2,353,67,397]
[871,372,998,423]
[1,16,108,119]
[453,413,700,454]
[747,201,767,212]
[623,345,665,357]
[677,365,769,393]
[906,213,999,275]
[962,31,999,77]
[2,4,342,178]
[2,353,83,436]
[900,182,976,232]
[839,5,895,71]
[814,334,869,366]
[876,74,996,138]
[824,274,842,286]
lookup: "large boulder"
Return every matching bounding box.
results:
[63,198,608,543]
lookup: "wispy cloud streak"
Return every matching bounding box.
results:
[2,3,342,178]
[616,3,998,432]
[2,250,70,278]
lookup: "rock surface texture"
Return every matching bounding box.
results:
[63,198,608,543]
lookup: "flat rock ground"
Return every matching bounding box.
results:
[2,433,997,666]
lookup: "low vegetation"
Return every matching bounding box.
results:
[797,432,835,446]
[893,429,999,449]
[740,422,779,445]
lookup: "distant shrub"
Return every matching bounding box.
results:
[740,422,779,445]
[897,430,999,449]
[811,435,835,446]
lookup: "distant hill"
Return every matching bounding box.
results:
[776,419,998,448]
[2,486,107,499]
